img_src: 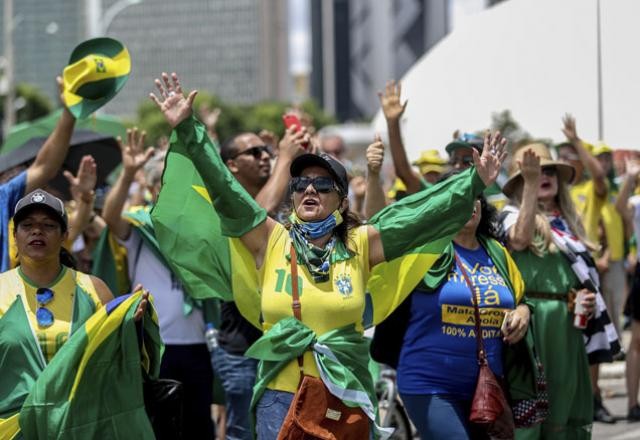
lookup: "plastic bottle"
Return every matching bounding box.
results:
[205,323,219,351]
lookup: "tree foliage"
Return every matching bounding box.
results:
[137,92,336,146]
[0,83,53,124]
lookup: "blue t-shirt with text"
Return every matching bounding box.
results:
[397,243,515,399]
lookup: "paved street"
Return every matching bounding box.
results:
[594,329,638,439]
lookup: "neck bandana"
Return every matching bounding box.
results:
[288,210,347,283]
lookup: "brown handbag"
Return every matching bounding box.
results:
[455,252,515,440]
[276,245,370,440]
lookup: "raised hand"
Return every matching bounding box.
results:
[118,127,155,175]
[625,158,640,179]
[473,131,508,186]
[366,134,385,175]
[278,126,308,160]
[149,72,198,128]
[561,114,579,142]
[64,155,97,202]
[377,80,407,121]
[518,148,541,185]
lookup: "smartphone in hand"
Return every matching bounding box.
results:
[282,113,309,150]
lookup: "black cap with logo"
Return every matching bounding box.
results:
[13,189,68,230]
[290,153,349,195]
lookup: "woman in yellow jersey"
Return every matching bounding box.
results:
[0,189,149,419]
[150,72,506,439]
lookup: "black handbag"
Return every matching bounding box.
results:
[143,376,184,440]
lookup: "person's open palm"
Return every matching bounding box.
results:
[519,149,541,184]
[377,80,407,121]
[149,72,198,128]
[561,114,579,142]
[118,127,154,174]
[473,131,508,186]
[64,155,97,201]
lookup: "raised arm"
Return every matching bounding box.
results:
[255,126,306,215]
[561,114,607,197]
[64,155,97,244]
[25,77,76,193]
[364,134,387,219]
[150,72,273,267]
[378,80,423,195]
[507,149,541,251]
[102,128,155,240]
[367,131,507,267]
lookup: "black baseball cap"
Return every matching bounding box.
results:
[290,153,349,195]
[13,189,68,230]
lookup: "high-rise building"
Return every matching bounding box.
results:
[102,0,291,115]
[0,0,85,106]
[2,0,291,118]
[311,0,498,121]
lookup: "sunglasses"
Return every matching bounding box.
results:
[541,166,557,176]
[36,287,55,328]
[231,145,273,160]
[290,176,338,194]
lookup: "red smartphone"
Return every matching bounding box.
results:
[282,113,309,149]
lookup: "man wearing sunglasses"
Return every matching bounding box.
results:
[212,126,309,440]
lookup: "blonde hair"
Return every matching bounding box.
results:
[510,177,596,256]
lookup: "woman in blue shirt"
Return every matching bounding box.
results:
[397,190,530,439]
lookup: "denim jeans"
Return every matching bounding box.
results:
[255,389,295,440]
[211,346,259,440]
[400,393,487,440]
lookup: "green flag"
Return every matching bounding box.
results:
[2,291,162,439]
[151,133,233,303]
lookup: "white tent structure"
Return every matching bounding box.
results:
[372,0,640,159]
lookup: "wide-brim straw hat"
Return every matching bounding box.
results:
[502,143,575,198]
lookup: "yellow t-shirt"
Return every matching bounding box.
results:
[570,179,607,247]
[600,191,625,262]
[18,266,101,362]
[260,223,369,393]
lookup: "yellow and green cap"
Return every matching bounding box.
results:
[62,37,131,119]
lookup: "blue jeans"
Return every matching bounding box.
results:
[211,346,258,440]
[255,389,295,440]
[401,393,487,440]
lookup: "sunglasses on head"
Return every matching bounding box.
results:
[541,166,557,176]
[231,145,273,160]
[36,287,54,328]
[290,176,338,194]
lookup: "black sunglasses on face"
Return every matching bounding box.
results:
[231,145,273,160]
[290,176,338,194]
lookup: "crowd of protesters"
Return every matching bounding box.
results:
[1,38,639,440]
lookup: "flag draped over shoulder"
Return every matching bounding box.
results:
[151,131,262,327]
[15,291,162,440]
[363,168,487,327]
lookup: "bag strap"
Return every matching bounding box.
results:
[454,251,487,366]
[290,244,305,382]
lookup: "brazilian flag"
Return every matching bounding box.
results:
[0,291,161,439]
[151,117,485,329]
